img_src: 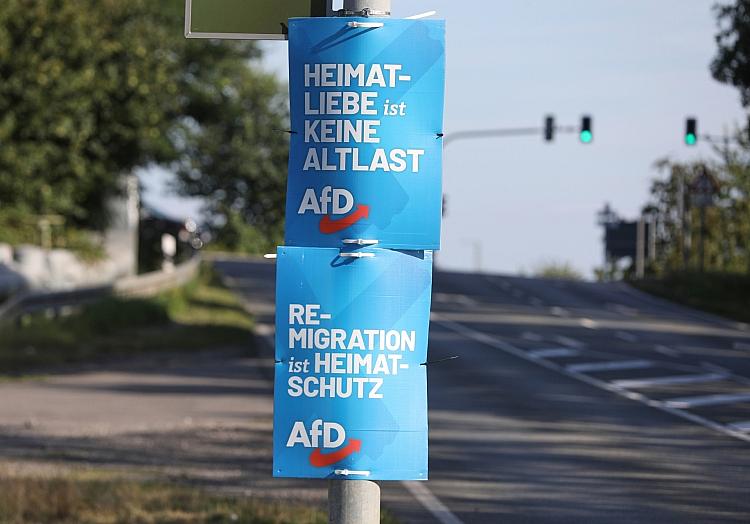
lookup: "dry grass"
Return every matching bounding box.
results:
[0,473,327,524]
[0,265,254,374]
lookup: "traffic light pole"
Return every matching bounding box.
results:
[443,124,582,147]
[325,2,387,521]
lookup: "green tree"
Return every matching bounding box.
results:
[171,34,289,248]
[644,154,750,275]
[0,0,288,248]
[0,0,180,226]
[712,0,750,107]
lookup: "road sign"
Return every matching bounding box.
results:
[605,221,652,260]
[283,18,446,249]
[184,0,327,40]
[273,246,432,480]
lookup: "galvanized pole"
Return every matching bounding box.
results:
[636,217,645,279]
[327,3,389,524]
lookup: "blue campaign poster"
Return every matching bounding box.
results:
[284,18,446,250]
[273,246,432,480]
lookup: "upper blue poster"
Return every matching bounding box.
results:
[284,17,446,250]
[273,246,432,480]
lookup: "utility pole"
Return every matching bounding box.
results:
[326,4,384,523]
[635,217,645,279]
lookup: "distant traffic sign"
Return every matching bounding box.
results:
[184,0,327,40]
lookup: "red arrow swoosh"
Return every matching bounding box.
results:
[319,205,369,234]
[309,439,362,468]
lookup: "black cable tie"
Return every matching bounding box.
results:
[421,355,459,366]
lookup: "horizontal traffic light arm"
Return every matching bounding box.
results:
[699,133,743,145]
[443,124,583,147]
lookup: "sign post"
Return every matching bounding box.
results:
[186,2,446,522]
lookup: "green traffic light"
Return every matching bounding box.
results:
[685,133,697,146]
[580,130,593,144]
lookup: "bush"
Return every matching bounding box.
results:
[532,260,584,281]
[634,271,750,322]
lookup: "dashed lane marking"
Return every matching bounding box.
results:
[663,393,750,409]
[728,421,750,433]
[555,335,585,349]
[615,331,639,343]
[432,313,750,444]
[550,306,571,317]
[521,331,543,342]
[530,297,544,307]
[455,295,477,306]
[608,303,639,317]
[567,360,653,373]
[655,345,681,357]
[528,348,581,359]
[611,373,727,389]
[580,318,598,329]
[403,481,464,524]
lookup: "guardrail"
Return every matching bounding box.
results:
[0,257,201,323]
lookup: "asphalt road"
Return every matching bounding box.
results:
[215,257,750,524]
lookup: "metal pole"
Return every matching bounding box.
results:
[328,479,380,524]
[699,205,706,273]
[636,218,645,279]
[328,5,387,524]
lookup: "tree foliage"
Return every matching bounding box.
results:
[172,33,289,246]
[644,145,750,275]
[712,0,750,107]
[0,0,288,244]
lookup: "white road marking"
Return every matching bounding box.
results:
[654,345,681,357]
[580,318,598,329]
[550,306,570,317]
[607,303,639,317]
[555,335,585,349]
[611,373,727,389]
[403,481,464,524]
[567,360,654,373]
[728,421,750,433]
[615,331,639,343]
[521,331,543,342]
[528,348,581,359]
[432,314,750,443]
[664,393,750,409]
[734,342,750,351]
[455,295,477,307]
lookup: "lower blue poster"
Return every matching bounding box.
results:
[273,246,432,480]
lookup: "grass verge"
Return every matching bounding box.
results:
[0,264,254,374]
[633,271,750,323]
[0,473,327,524]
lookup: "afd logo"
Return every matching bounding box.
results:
[297,186,369,234]
[286,419,362,467]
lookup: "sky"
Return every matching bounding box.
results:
[143,0,747,278]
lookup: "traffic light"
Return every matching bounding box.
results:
[544,115,555,142]
[685,118,697,146]
[580,115,593,144]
